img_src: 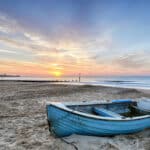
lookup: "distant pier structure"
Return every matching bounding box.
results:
[0,74,20,77]
[79,73,81,82]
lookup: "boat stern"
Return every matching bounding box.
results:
[46,102,73,137]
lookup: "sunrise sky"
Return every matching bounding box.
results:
[0,0,150,77]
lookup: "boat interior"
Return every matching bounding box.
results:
[68,100,150,118]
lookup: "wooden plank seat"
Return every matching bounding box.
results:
[93,107,122,119]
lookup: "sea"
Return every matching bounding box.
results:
[1,76,150,90]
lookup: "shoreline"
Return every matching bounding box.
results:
[1,79,150,91]
[0,79,75,83]
[0,81,150,150]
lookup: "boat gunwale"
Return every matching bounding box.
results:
[46,101,150,121]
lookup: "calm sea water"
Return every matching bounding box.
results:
[1,76,150,90]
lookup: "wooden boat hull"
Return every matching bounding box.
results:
[46,102,150,137]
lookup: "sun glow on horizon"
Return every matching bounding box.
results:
[52,71,63,77]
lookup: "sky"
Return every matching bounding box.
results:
[0,0,150,77]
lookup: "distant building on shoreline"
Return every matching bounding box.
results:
[0,74,21,77]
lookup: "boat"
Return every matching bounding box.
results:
[130,99,150,115]
[46,99,150,137]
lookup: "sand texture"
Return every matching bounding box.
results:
[0,81,150,150]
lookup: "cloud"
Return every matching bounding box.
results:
[0,13,20,34]
[0,59,49,76]
[0,12,118,76]
[0,49,18,54]
[114,50,150,69]
[0,13,78,55]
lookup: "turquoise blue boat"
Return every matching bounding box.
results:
[46,99,150,137]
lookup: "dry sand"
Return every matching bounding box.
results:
[0,81,150,150]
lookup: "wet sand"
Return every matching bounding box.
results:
[0,81,150,150]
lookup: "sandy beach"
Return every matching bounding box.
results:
[0,81,150,150]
